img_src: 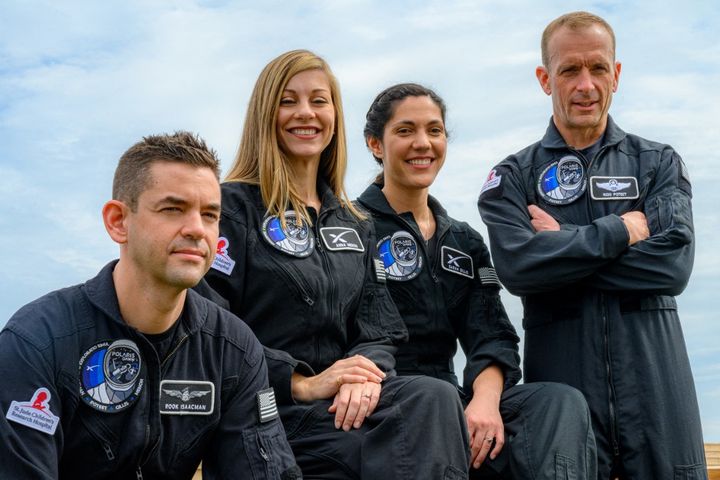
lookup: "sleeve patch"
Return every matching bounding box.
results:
[477,267,502,288]
[257,388,279,423]
[6,387,59,435]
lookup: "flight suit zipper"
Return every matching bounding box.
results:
[602,295,621,458]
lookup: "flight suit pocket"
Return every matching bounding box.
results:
[673,463,706,479]
[242,421,299,480]
[555,453,577,480]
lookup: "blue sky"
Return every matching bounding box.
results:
[2,0,719,440]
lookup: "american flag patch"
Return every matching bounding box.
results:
[256,388,278,423]
[477,267,501,287]
[374,258,387,283]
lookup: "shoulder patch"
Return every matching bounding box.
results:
[211,236,236,275]
[377,231,423,281]
[5,388,59,435]
[440,246,474,279]
[257,387,279,423]
[477,267,502,288]
[537,155,587,205]
[160,380,215,415]
[373,258,387,283]
[319,227,364,252]
[479,167,506,200]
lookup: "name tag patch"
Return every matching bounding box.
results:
[319,227,364,252]
[590,176,639,200]
[5,388,59,436]
[160,380,214,415]
[441,246,474,279]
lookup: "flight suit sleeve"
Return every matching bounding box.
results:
[454,227,521,395]
[0,326,62,479]
[202,328,302,480]
[478,161,629,296]
[345,221,408,374]
[588,149,694,295]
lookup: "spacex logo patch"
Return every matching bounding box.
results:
[319,227,364,252]
[441,246,474,279]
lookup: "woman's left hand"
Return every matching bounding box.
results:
[465,392,505,469]
[328,381,381,431]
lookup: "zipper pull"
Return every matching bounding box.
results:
[103,444,115,461]
[136,467,143,480]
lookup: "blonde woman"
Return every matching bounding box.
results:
[204,50,469,479]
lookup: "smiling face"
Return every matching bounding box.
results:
[536,24,621,148]
[368,95,447,194]
[123,161,221,291]
[276,69,336,165]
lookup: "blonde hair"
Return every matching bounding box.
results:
[541,11,616,67]
[225,49,363,225]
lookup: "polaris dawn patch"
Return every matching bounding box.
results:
[160,380,214,415]
[5,388,59,435]
[79,339,144,413]
[211,236,236,275]
[589,176,639,200]
[261,211,315,258]
[319,227,364,252]
[441,246,474,279]
[537,156,587,205]
[377,231,423,281]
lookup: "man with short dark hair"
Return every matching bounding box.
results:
[478,11,707,479]
[0,132,301,479]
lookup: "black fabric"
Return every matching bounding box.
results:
[478,116,705,479]
[0,261,299,479]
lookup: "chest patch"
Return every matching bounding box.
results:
[79,339,144,413]
[319,227,364,252]
[537,155,587,205]
[211,236,236,275]
[261,211,315,258]
[440,246,474,279]
[589,176,639,200]
[160,380,215,415]
[5,387,60,435]
[377,231,423,281]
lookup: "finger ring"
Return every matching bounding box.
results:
[336,376,342,387]
[485,437,494,443]
[363,394,372,398]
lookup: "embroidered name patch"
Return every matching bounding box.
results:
[79,339,144,413]
[319,227,364,252]
[5,388,59,435]
[537,156,587,205]
[441,246,474,279]
[377,231,423,281]
[477,267,501,287]
[257,388,279,423]
[160,380,214,415]
[261,211,315,258]
[590,176,639,200]
[211,236,236,275]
